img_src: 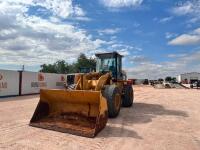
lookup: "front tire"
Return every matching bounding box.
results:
[103,85,121,118]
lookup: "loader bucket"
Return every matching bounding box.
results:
[29,89,108,137]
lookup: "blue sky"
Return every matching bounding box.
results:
[0,0,200,79]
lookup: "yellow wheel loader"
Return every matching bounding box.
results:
[30,52,134,137]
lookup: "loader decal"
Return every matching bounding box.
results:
[61,75,65,82]
[0,82,7,90]
[38,73,44,81]
[0,74,7,91]
[31,73,47,88]
[56,75,65,86]
[31,82,47,88]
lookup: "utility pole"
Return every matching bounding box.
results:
[22,65,25,71]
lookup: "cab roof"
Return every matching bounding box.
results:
[95,51,123,59]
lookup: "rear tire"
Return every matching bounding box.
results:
[103,85,121,118]
[122,85,134,107]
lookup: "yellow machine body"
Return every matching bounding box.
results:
[30,52,134,138]
[30,73,109,137]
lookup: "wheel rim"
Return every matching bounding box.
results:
[114,93,121,111]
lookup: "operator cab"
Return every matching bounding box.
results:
[95,51,125,80]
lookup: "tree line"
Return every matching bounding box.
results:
[40,53,96,74]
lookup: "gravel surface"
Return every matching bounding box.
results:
[0,85,200,150]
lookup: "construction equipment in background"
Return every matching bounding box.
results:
[30,52,134,137]
[190,80,200,89]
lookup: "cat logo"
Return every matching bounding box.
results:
[0,74,3,80]
[38,73,44,81]
[61,75,65,82]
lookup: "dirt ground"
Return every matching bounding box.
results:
[0,85,200,150]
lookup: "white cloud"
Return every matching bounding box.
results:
[125,63,163,79]
[168,53,187,58]
[172,0,200,23]
[168,28,200,45]
[128,56,150,63]
[125,50,200,79]
[169,34,200,45]
[154,16,173,24]
[100,0,143,8]
[110,43,142,54]
[159,16,173,23]
[98,28,121,35]
[0,0,86,19]
[118,50,130,56]
[0,1,107,66]
[0,0,134,69]
[165,32,177,39]
[32,0,87,18]
[74,16,91,21]
[194,28,200,34]
[132,22,140,28]
[172,1,194,16]
[33,0,74,18]
[73,5,86,16]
